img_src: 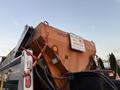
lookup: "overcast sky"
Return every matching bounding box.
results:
[0,0,120,59]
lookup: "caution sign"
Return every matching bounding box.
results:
[70,33,86,52]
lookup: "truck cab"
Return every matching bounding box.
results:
[0,50,33,90]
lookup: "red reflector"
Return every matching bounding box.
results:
[25,75,31,88]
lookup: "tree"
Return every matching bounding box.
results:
[109,53,120,77]
[97,57,105,70]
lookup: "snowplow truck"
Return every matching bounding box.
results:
[0,21,119,90]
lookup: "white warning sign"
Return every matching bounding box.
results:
[70,33,86,52]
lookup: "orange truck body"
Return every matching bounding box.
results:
[25,22,96,89]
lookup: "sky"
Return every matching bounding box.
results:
[0,0,120,60]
